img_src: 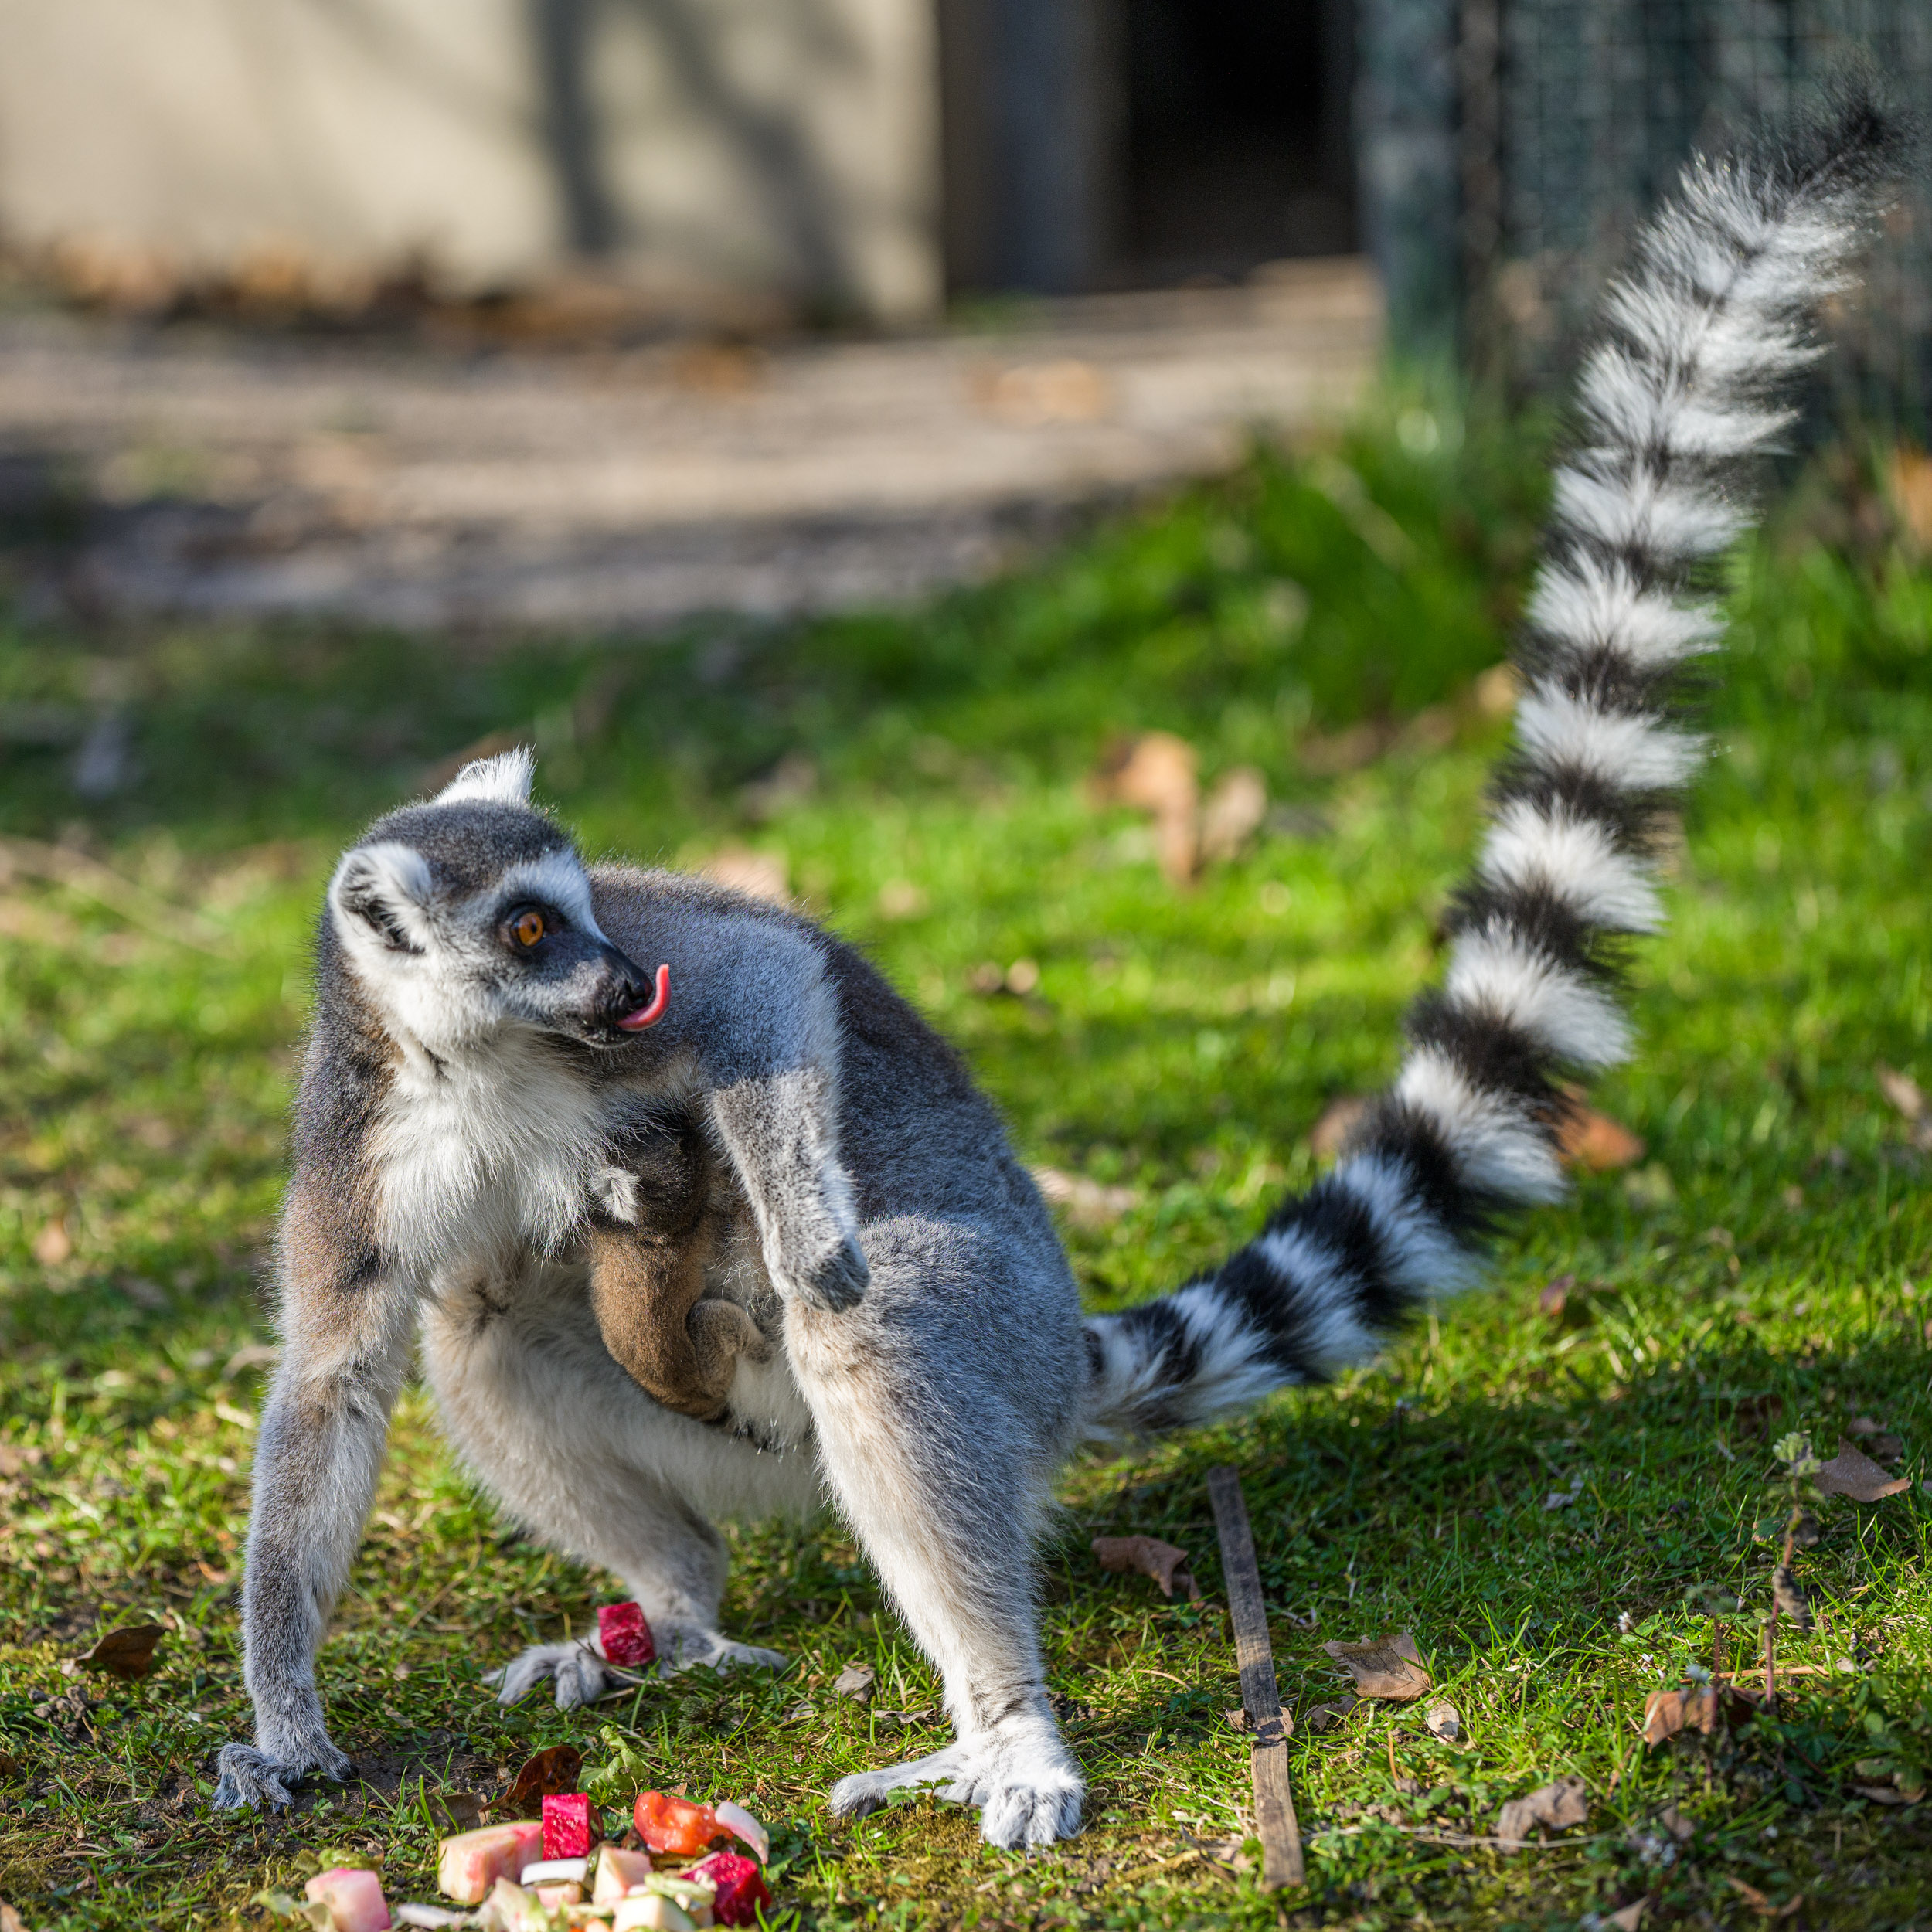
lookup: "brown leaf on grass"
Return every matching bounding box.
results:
[1032,1167,1142,1230]
[495,1743,583,1817]
[1321,1631,1430,1702]
[1495,1775,1588,1849]
[1771,1566,1813,1632]
[1423,1699,1461,1743]
[833,1662,876,1702]
[1304,1694,1358,1732]
[72,1624,165,1679]
[1538,1273,1577,1318]
[1558,1106,1646,1172]
[1090,733,1199,886]
[1726,1875,1804,1918]
[2,1902,34,1932]
[433,1791,486,1832]
[1876,1063,1926,1123]
[1814,1440,1911,1502]
[1091,1535,1200,1601]
[1308,1094,1371,1160]
[1642,1685,1726,1747]
[1607,1903,1648,1932]
[1198,767,1268,865]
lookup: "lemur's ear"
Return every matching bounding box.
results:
[435,747,535,808]
[330,842,435,954]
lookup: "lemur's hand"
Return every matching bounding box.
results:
[794,1226,870,1312]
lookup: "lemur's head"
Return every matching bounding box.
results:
[325,749,662,1052]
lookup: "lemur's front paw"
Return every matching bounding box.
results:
[793,1231,869,1312]
[211,1738,352,1811]
[490,1638,611,1709]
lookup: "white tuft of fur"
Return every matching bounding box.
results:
[437,747,536,808]
[1513,689,1703,791]
[1392,1048,1566,1202]
[1326,1153,1479,1295]
[1478,800,1662,934]
[1443,928,1631,1068]
[1526,561,1722,670]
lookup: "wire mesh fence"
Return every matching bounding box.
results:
[1450,0,1932,423]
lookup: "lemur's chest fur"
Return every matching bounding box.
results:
[370,1030,616,1275]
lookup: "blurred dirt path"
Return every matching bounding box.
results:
[0,261,1377,633]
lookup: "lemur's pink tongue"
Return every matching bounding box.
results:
[617,963,672,1031]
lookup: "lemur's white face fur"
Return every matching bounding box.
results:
[327,749,655,1055]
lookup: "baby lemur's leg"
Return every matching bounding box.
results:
[790,1221,1086,1850]
[587,1124,763,1423]
[423,1258,811,1703]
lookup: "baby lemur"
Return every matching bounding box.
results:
[586,1116,766,1423]
[215,97,1899,1848]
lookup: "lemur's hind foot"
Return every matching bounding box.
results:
[828,1710,1084,1849]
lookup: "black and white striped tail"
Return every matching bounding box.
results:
[1083,85,1903,1439]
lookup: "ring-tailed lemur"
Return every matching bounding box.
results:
[213,96,1899,1846]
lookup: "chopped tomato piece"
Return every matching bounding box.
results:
[632,1789,722,1856]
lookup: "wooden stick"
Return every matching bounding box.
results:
[1208,1464,1304,1889]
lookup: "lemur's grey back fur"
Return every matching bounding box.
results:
[213,94,1900,1850]
[1082,87,1904,1437]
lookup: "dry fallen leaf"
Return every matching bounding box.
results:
[2,1903,35,1932]
[1876,1062,1926,1123]
[1558,1106,1646,1172]
[1641,1685,1724,1747]
[72,1624,166,1680]
[1308,1094,1371,1161]
[1092,1535,1200,1601]
[833,1662,876,1702]
[1538,1272,1576,1319]
[1321,1631,1431,1702]
[1090,733,1199,886]
[1304,1694,1358,1732]
[1032,1167,1141,1230]
[495,1743,584,1817]
[1607,1903,1648,1932]
[434,1790,486,1832]
[1656,1805,1695,1844]
[30,1219,71,1267]
[1814,1440,1912,1502]
[1423,1699,1461,1743]
[1771,1565,1812,1632]
[1726,1875,1804,1918]
[1495,1775,1588,1849]
[701,847,791,906]
[1198,767,1268,865]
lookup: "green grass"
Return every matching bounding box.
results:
[3,386,1932,1930]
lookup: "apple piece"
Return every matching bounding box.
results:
[392,1908,472,1930]
[480,1877,546,1932]
[535,1883,583,1910]
[597,1602,656,1668]
[520,1858,589,1885]
[711,1802,767,1865]
[611,1897,694,1932]
[631,1791,721,1855]
[543,1792,594,1860]
[305,1867,393,1932]
[687,1853,769,1929]
[592,1845,655,1904]
[437,1821,546,1904]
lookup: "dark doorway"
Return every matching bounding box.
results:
[1119,0,1355,283]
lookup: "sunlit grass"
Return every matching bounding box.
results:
[3,394,1932,1927]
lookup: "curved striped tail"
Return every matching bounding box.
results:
[1083,86,1903,1438]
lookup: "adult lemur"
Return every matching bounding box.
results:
[215,99,1900,1846]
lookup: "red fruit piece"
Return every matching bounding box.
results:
[599,1601,657,1668]
[689,1851,772,1927]
[633,1790,721,1855]
[543,1792,593,1861]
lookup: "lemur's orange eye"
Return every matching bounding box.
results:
[512,910,545,947]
